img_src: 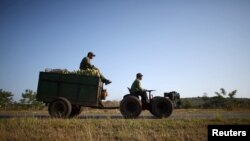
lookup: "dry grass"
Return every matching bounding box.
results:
[0,118,250,141]
[0,109,249,141]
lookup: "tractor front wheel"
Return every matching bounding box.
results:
[150,97,173,118]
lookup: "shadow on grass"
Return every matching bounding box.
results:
[0,114,159,119]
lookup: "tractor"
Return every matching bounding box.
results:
[120,88,179,118]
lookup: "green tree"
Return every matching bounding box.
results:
[213,88,237,109]
[202,93,211,108]
[215,88,237,99]
[228,90,237,99]
[20,89,43,107]
[0,89,13,108]
[179,99,194,109]
[215,88,226,98]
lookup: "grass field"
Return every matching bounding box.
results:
[0,109,249,141]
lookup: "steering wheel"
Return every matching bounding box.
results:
[146,90,156,93]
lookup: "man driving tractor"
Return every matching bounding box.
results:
[131,73,148,105]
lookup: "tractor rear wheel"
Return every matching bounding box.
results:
[150,97,173,118]
[120,95,142,118]
[48,97,72,118]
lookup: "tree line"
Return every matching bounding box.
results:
[0,89,44,110]
[177,88,250,109]
[0,88,249,110]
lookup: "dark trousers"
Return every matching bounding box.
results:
[133,91,148,103]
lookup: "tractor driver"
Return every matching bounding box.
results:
[131,73,148,104]
[80,52,112,85]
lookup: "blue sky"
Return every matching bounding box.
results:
[0,0,250,101]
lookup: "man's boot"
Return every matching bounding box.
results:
[103,79,112,85]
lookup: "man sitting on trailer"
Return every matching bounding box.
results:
[80,52,112,85]
[131,73,148,104]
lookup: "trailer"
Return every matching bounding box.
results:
[36,71,109,118]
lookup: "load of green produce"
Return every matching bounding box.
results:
[44,68,100,77]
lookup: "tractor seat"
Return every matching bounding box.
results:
[127,87,133,94]
[127,87,140,99]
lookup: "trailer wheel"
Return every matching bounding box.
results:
[150,97,173,118]
[48,97,72,118]
[70,105,82,118]
[120,95,142,118]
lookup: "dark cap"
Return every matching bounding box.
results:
[87,52,96,57]
[136,73,143,77]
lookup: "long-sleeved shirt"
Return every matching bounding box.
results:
[80,57,93,70]
[131,79,143,93]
